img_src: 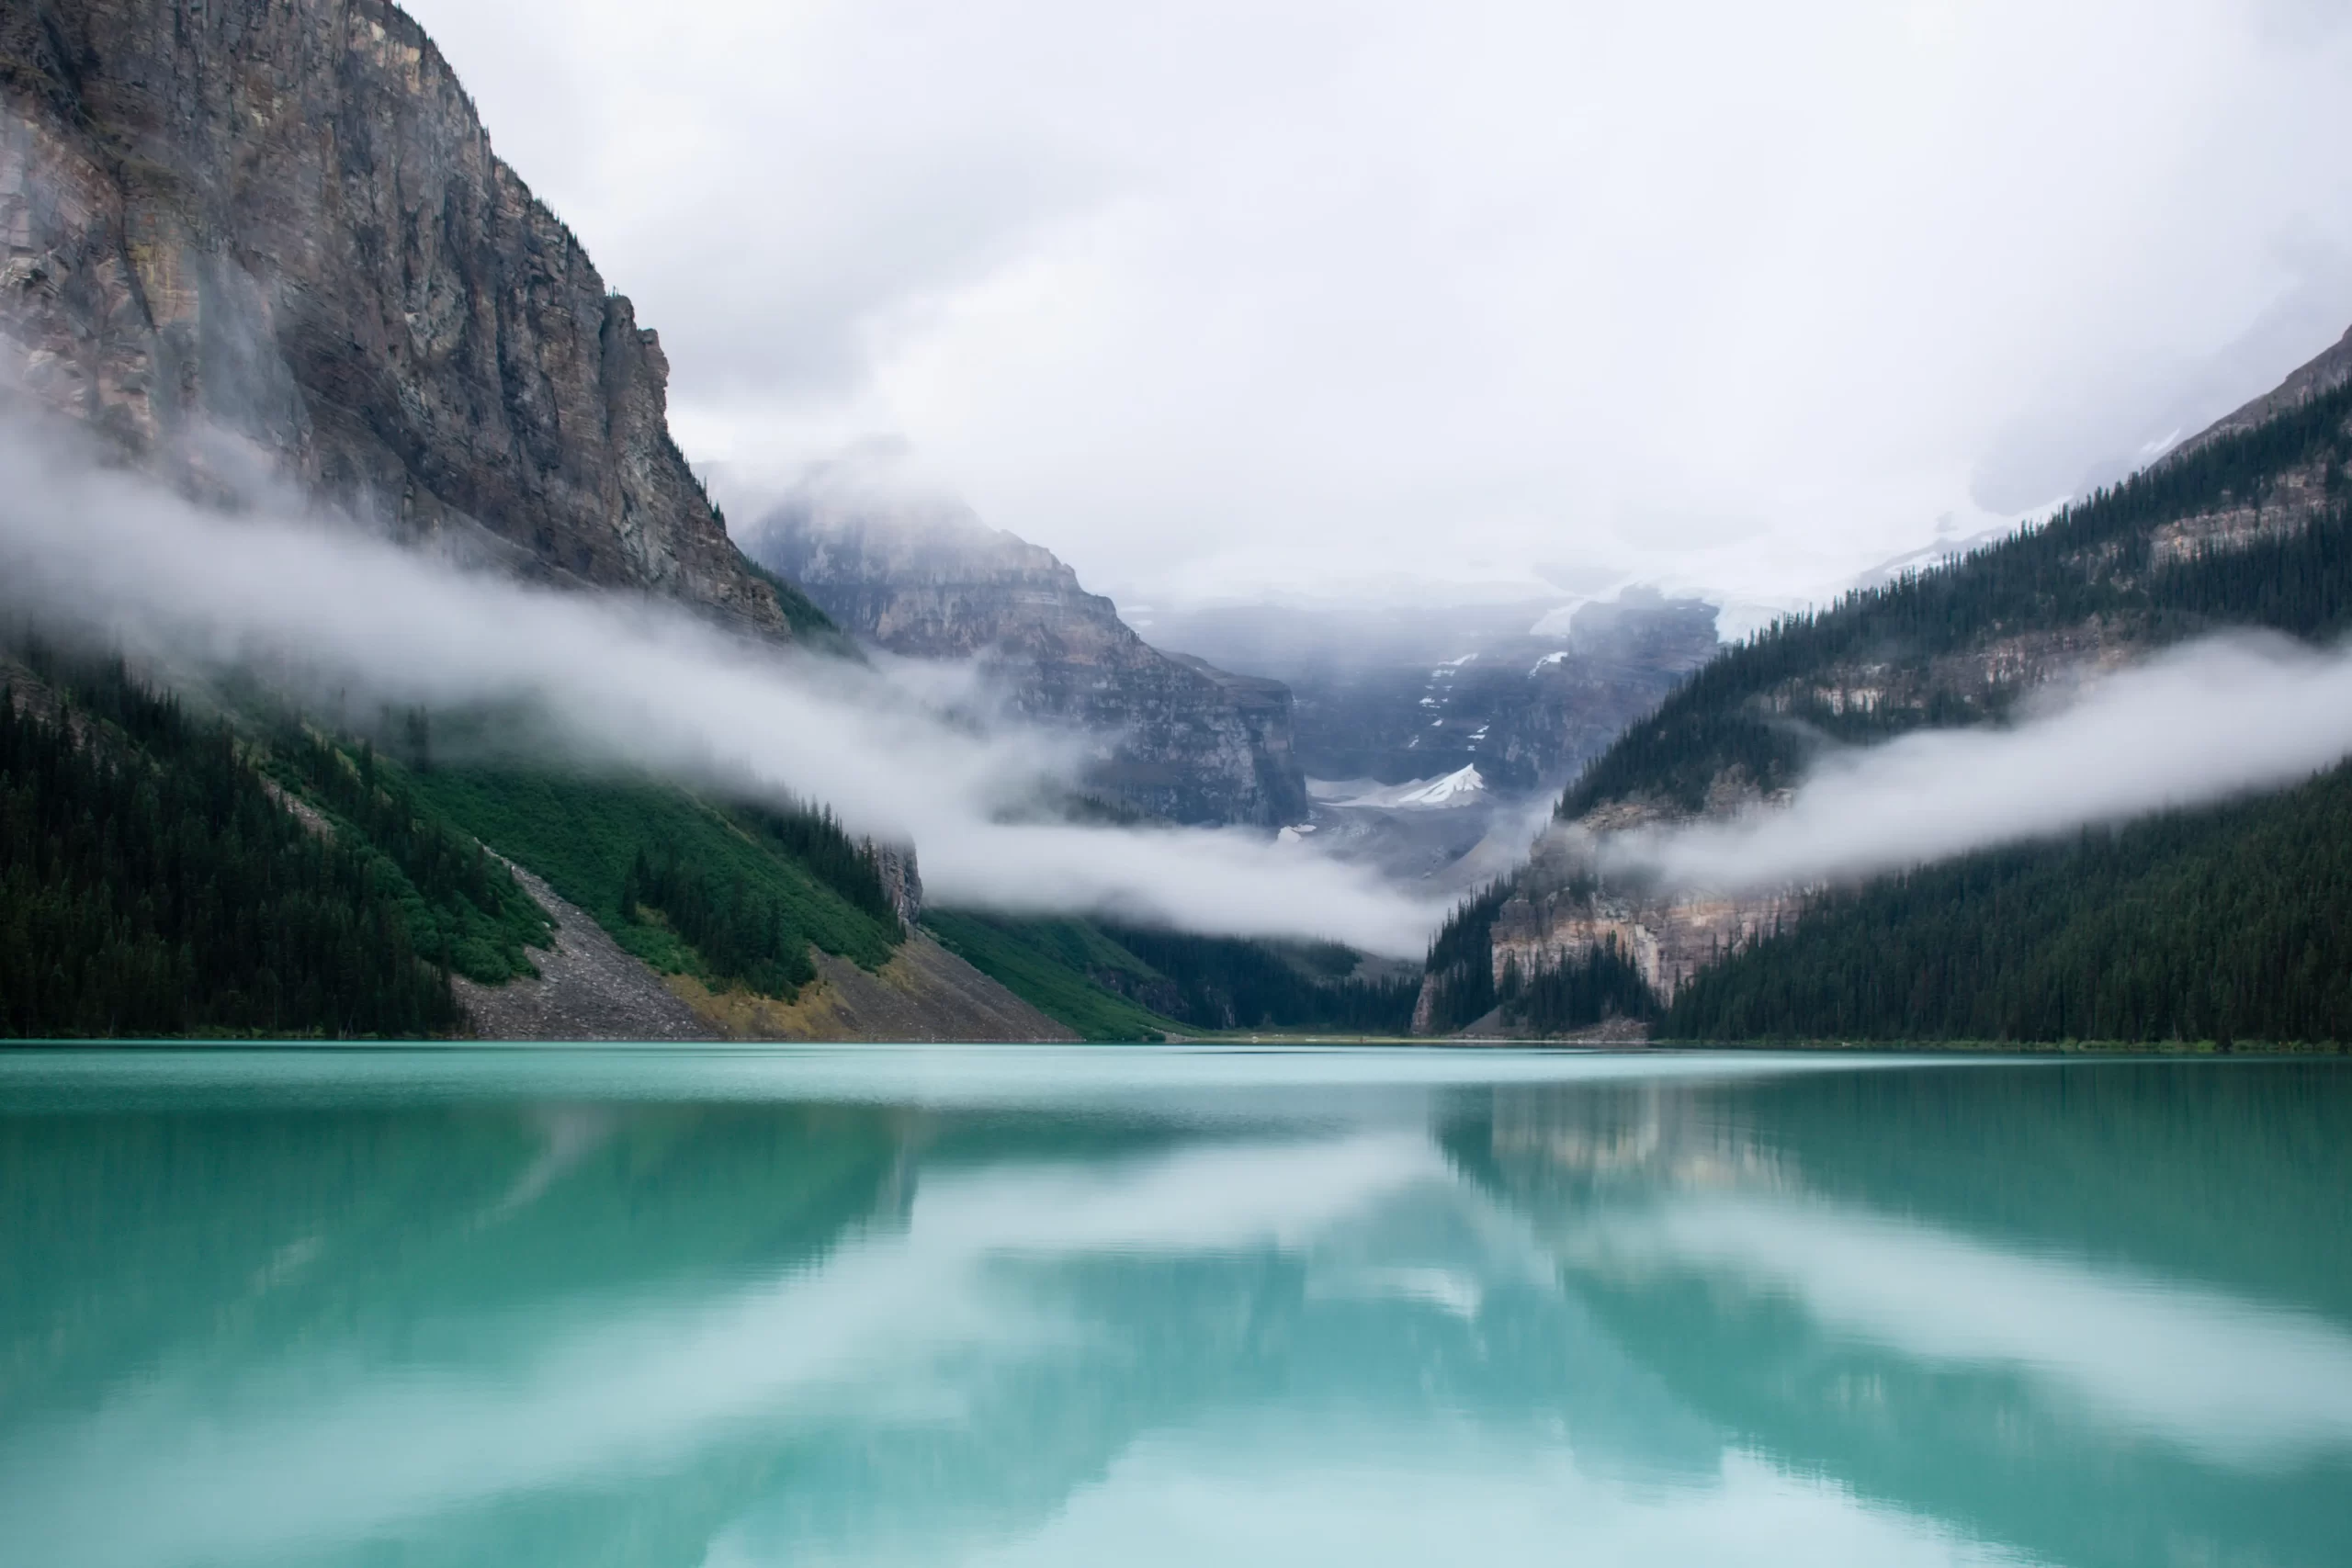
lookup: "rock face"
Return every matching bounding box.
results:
[0,0,791,629]
[1143,591,1721,794]
[746,494,1310,828]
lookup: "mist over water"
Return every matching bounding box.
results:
[0,418,1442,953]
[1,1048,2346,1568]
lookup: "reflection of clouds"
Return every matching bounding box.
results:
[483,1105,617,1222]
[908,1133,1444,1255]
[1571,1194,2352,1468]
[0,1134,1438,1568]
[942,1435,2035,1568]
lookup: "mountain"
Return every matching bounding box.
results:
[1423,326,2352,1042]
[1142,589,1719,888]
[0,0,818,634]
[0,0,1100,1042]
[1142,589,1721,793]
[744,487,1310,828]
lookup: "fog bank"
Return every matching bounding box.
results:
[0,423,1442,955]
[1600,635,2352,894]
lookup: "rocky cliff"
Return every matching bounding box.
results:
[745,491,1310,828]
[0,0,800,631]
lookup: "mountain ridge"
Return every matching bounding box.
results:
[745,488,1311,829]
[0,0,810,632]
[1422,321,2352,1040]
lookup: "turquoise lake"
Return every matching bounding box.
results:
[1,1048,2347,1566]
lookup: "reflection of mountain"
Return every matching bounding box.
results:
[4,1057,2346,1567]
[1444,1063,2352,1568]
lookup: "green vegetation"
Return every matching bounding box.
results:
[1096,921,1420,1033]
[267,734,551,984]
[1502,936,1655,1036]
[1663,762,2352,1045]
[1561,378,2352,819]
[0,660,459,1038]
[405,766,900,999]
[0,631,923,1034]
[925,909,1419,1040]
[924,911,1183,1041]
[1420,883,1654,1037]
[1420,884,1512,1033]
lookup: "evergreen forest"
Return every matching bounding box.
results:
[926,909,1421,1041]
[0,659,461,1038]
[1660,761,2352,1045]
[0,646,913,1038]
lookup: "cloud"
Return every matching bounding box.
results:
[1596,634,2352,894]
[405,0,2352,611]
[0,415,1443,955]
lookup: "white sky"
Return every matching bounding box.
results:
[405,0,2352,620]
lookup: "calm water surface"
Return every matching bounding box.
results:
[2,1048,2347,1567]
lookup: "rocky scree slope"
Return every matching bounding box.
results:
[1422,324,2352,1036]
[747,496,1310,829]
[0,0,813,632]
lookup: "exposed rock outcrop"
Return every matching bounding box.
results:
[0,0,794,630]
[746,491,1310,828]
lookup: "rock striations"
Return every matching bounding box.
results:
[747,491,1311,829]
[0,0,793,630]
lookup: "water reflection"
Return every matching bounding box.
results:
[0,1051,2345,1567]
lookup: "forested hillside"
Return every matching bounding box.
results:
[0,647,915,1039]
[927,910,1419,1041]
[1564,377,2352,820]
[402,767,902,1001]
[1,656,476,1037]
[1427,352,2352,1045]
[1663,762,2352,1045]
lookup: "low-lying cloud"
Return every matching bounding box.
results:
[0,419,1444,956]
[1600,634,2352,895]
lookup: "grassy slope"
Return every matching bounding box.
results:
[406,767,899,989]
[922,911,1184,1043]
[264,741,553,986]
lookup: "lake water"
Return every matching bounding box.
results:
[2,1048,2347,1567]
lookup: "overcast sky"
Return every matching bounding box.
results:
[406,0,2352,626]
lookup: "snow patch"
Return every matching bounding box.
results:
[1332,766,1490,811]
